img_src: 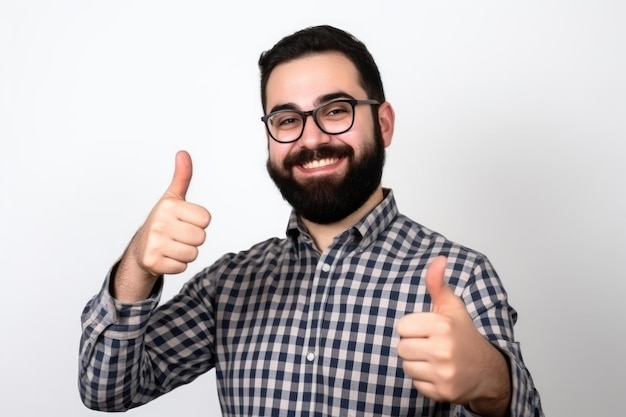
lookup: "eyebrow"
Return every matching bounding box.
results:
[268,91,357,114]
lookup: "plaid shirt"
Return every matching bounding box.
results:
[79,189,543,416]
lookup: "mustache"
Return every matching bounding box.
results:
[283,145,354,169]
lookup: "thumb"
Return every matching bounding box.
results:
[425,256,456,312]
[165,150,193,200]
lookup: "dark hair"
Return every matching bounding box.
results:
[258,25,385,113]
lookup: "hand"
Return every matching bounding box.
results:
[396,256,510,413]
[131,150,211,276]
[114,151,211,301]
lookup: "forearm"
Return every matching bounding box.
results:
[79,330,158,411]
[78,274,163,411]
[467,342,511,417]
[79,268,216,411]
[113,250,160,303]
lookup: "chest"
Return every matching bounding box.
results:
[214,250,433,415]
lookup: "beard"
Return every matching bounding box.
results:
[267,128,385,225]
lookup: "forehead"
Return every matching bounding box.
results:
[265,52,365,109]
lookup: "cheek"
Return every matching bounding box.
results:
[268,143,289,166]
[338,127,370,153]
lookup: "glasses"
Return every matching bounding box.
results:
[261,98,380,143]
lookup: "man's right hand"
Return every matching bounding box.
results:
[113,150,211,302]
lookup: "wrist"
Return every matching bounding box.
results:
[112,253,159,303]
[467,344,511,417]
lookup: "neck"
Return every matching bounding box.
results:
[301,186,385,252]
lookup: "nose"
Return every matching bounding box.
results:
[298,113,331,148]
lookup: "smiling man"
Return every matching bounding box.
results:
[265,51,391,249]
[79,25,544,416]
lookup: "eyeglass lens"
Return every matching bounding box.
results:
[266,100,355,143]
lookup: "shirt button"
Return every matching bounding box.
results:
[306,351,315,362]
[321,263,331,272]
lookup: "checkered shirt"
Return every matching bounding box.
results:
[79,189,543,416]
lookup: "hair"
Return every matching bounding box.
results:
[258,25,385,113]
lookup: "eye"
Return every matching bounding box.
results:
[271,112,302,129]
[321,101,352,119]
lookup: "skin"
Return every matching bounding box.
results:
[396,256,512,416]
[112,51,511,416]
[264,52,394,251]
[113,150,211,302]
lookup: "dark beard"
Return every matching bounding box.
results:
[267,130,385,224]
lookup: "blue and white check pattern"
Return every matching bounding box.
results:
[79,189,543,416]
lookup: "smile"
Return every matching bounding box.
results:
[301,157,341,169]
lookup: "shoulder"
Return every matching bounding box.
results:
[388,213,498,284]
[388,214,488,259]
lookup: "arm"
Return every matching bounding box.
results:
[78,151,213,410]
[78,267,216,411]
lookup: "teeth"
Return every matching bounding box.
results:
[302,158,338,169]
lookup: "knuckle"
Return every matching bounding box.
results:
[435,317,453,335]
[396,340,408,358]
[158,197,177,211]
[141,252,159,270]
[437,363,456,382]
[202,210,212,227]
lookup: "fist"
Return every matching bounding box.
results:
[131,150,211,276]
[396,256,496,404]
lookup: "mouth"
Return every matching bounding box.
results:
[301,157,341,170]
[285,145,353,172]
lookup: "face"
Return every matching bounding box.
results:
[265,52,390,224]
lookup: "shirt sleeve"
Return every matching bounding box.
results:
[78,265,216,411]
[459,256,544,417]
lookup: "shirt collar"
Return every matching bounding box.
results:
[285,188,399,249]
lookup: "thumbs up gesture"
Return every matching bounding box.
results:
[396,256,511,414]
[114,151,211,302]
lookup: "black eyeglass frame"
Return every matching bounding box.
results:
[261,98,380,144]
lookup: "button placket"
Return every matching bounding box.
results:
[303,256,337,367]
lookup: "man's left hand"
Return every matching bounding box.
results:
[396,256,510,414]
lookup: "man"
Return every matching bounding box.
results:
[79,25,543,416]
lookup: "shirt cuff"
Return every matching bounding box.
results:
[497,340,542,417]
[82,263,163,339]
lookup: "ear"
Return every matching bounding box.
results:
[377,101,395,148]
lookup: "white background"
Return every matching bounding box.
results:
[1,1,625,416]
